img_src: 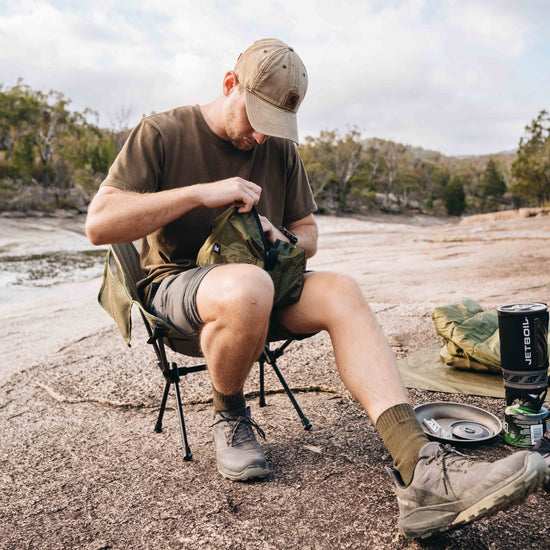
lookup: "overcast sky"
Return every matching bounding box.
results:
[1,0,548,156]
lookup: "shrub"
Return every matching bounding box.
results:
[444,177,466,216]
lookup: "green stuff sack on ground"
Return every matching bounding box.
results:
[432,298,502,372]
[197,206,306,309]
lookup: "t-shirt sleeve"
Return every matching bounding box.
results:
[283,142,317,226]
[101,119,164,193]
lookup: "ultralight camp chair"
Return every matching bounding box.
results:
[98,242,312,461]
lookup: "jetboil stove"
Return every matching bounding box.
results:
[498,303,549,447]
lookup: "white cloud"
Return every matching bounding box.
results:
[0,0,548,154]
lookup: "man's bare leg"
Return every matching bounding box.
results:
[195,263,273,481]
[196,263,274,394]
[277,271,428,485]
[277,271,409,423]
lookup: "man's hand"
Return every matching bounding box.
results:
[259,214,318,258]
[258,215,287,245]
[197,177,262,213]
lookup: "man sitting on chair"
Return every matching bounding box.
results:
[85,38,548,540]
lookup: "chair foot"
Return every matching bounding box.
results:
[183,446,193,461]
[265,349,313,431]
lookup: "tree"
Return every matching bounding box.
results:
[0,80,40,163]
[299,137,335,201]
[33,89,93,186]
[0,81,118,193]
[444,175,466,216]
[512,109,550,206]
[397,167,422,209]
[418,162,450,205]
[301,128,364,212]
[12,134,35,178]
[371,139,409,208]
[479,159,506,212]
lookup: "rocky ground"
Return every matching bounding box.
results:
[1,210,549,550]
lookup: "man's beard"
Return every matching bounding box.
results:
[224,108,256,151]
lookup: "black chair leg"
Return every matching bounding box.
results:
[154,358,193,462]
[270,358,312,430]
[173,377,193,461]
[259,359,266,407]
[262,343,312,431]
[155,379,171,433]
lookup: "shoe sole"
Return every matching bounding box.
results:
[402,453,549,540]
[534,451,550,492]
[218,464,270,482]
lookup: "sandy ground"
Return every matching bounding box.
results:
[1,211,550,549]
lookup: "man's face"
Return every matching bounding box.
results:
[223,87,268,150]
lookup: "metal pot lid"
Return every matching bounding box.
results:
[414,402,502,445]
[497,303,547,314]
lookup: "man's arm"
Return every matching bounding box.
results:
[85,178,262,245]
[288,214,318,258]
[259,214,318,259]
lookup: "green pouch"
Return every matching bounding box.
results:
[197,205,306,308]
[432,298,501,372]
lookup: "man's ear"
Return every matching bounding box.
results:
[223,71,239,96]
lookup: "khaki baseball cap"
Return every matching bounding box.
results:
[234,38,308,143]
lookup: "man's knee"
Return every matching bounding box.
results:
[197,264,274,323]
[313,272,368,316]
[317,272,362,297]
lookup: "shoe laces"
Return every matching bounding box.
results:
[211,412,266,447]
[425,444,472,495]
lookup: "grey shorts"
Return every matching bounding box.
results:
[148,264,313,344]
[148,265,221,339]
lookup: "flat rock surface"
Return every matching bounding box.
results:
[1,211,549,549]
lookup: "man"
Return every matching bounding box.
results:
[86,39,548,539]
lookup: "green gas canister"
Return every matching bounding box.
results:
[503,405,550,447]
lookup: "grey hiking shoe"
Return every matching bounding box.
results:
[211,406,269,481]
[532,431,550,492]
[386,441,549,540]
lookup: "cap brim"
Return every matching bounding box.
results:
[245,90,299,144]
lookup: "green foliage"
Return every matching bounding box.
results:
[0,80,126,211]
[0,80,40,159]
[0,177,19,211]
[301,128,364,213]
[0,80,546,218]
[12,134,35,178]
[443,175,466,216]
[425,193,434,210]
[479,159,506,212]
[480,159,506,197]
[0,161,20,179]
[511,109,550,207]
[300,127,513,216]
[33,163,57,185]
[90,135,118,173]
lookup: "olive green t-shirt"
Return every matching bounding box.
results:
[102,105,317,303]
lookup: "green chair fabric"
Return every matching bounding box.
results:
[98,243,201,356]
